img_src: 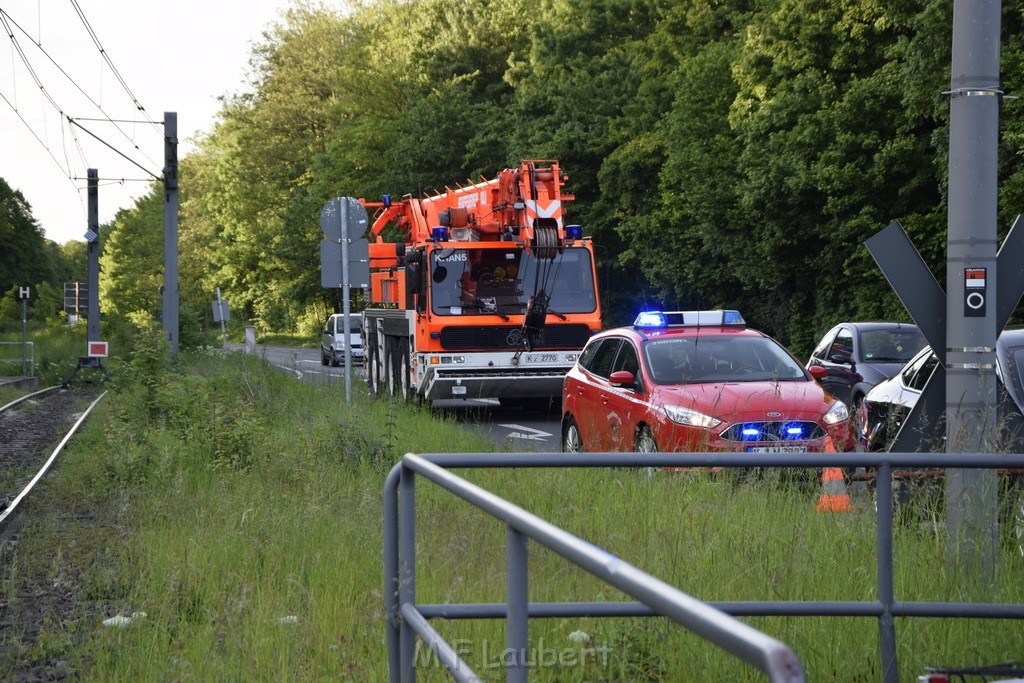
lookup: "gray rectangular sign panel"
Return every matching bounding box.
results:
[212,300,230,323]
[321,239,344,288]
[347,238,370,287]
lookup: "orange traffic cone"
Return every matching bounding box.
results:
[816,466,854,512]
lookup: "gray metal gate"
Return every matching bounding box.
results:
[383,451,1024,682]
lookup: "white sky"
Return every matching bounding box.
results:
[0,0,294,244]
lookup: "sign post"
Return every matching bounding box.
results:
[320,196,369,402]
[18,286,29,376]
[213,288,230,348]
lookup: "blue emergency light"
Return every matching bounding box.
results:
[566,224,583,239]
[431,226,450,242]
[634,311,667,328]
[784,424,805,438]
[633,310,746,328]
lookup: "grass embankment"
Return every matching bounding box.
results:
[0,325,87,383]
[5,346,1024,680]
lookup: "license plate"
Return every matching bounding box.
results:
[524,353,558,363]
[748,446,808,453]
[452,386,467,396]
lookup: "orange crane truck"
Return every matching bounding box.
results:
[360,160,602,407]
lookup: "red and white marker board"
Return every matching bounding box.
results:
[88,341,109,358]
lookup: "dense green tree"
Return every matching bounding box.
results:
[164,0,1024,346]
[99,186,164,319]
[0,178,54,297]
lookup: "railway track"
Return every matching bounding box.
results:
[0,386,106,679]
[0,386,106,534]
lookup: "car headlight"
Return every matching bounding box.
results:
[663,404,722,429]
[823,400,850,425]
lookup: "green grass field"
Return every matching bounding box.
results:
[4,346,1023,680]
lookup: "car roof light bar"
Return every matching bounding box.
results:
[633,310,746,328]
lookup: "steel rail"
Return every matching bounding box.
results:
[0,384,60,413]
[0,389,107,529]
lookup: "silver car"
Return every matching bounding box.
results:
[321,313,364,366]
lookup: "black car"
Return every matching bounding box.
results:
[807,322,926,411]
[861,329,1024,453]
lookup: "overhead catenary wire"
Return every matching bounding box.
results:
[68,0,160,130]
[0,87,72,179]
[0,3,166,198]
[0,7,163,172]
[67,117,160,180]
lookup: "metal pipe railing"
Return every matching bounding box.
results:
[384,451,1024,682]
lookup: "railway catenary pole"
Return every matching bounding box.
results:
[87,169,100,344]
[163,112,179,353]
[945,0,1001,585]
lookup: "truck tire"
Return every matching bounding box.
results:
[396,338,412,402]
[385,336,398,400]
[386,336,412,402]
[366,335,382,398]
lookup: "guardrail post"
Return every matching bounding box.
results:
[384,466,401,682]
[876,462,898,683]
[507,525,529,682]
[399,466,417,682]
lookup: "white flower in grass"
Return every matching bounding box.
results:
[102,612,145,627]
[568,629,591,644]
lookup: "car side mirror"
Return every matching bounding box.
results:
[609,370,637,388]
[808,366,828,381]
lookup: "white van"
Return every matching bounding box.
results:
[321,313,364,366]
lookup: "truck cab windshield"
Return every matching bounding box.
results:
[429,247,596,317]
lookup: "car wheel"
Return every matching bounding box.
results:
[562,416,583,453]
[851,394,866,436]
[634,426,659,477]
[321,350,329,366]
[634,426,657,453]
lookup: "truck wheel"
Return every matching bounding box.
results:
[366,336,381,397]
[396,338,412,402]
[385,336,399,400]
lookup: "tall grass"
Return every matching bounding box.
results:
[0,323,87,383]
[7,347,1023,680]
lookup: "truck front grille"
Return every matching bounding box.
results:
[439,324,591,351]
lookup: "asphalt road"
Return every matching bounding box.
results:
[240,344,562,452]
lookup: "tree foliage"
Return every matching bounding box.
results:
[0,177,74,325]
[73,0,1024,352]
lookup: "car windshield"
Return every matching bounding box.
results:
[859,328,926,362]
[429,247,596,316]
[643,336,808,384]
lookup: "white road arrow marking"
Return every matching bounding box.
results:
[499,424,553,441]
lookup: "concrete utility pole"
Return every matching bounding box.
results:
[87,168,100,343]
[163,112,179,353]
[944,0,1001,585]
